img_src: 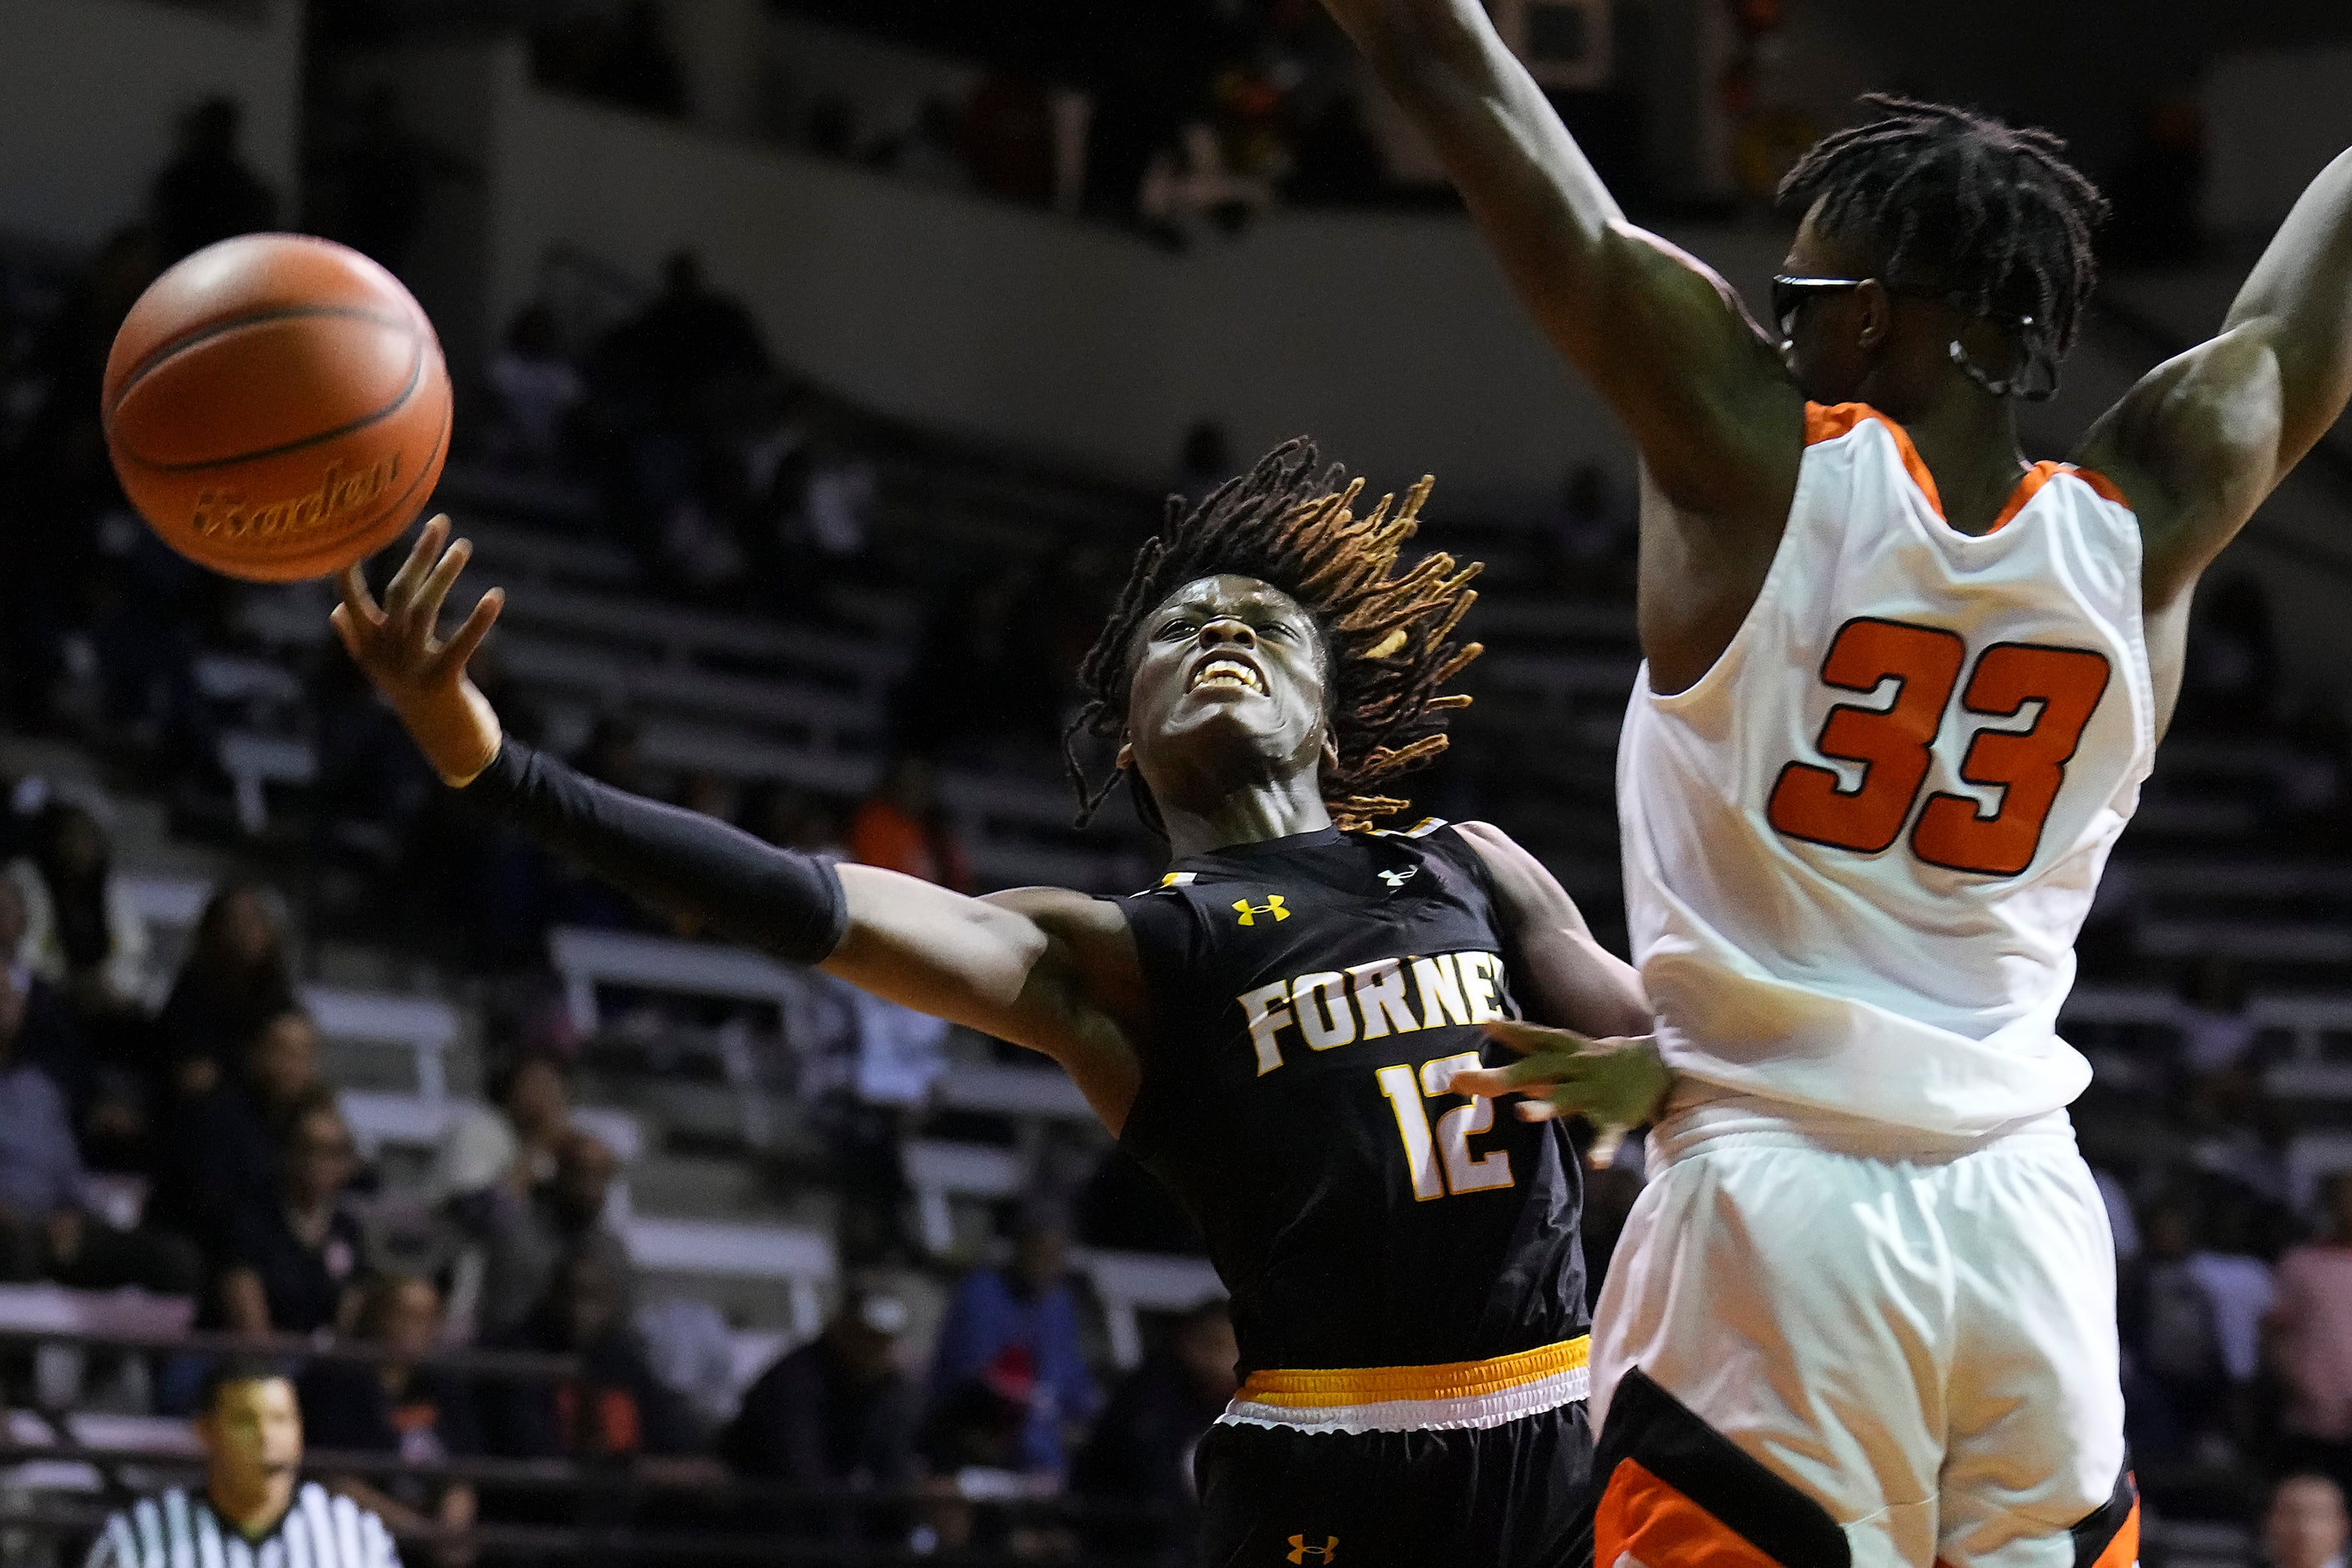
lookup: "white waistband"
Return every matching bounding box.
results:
[1650,1089,2077,1167]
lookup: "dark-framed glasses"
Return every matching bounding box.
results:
[1770,274,1870,340]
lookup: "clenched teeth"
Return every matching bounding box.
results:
[1191,658,1265,694]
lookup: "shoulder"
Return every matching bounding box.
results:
[2075,328,2288,604]
[1444,822,1571,909]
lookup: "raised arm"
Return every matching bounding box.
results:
[1319,0,1801,520]
[333,520,1146,1128]
[2081,145,2352,609]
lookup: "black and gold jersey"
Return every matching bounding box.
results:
[1113,821,1590,1379]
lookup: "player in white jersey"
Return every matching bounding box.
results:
[1314,3,2352,1563]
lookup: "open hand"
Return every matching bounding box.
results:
[1449,1019,1671,1134]
[331,515,507,785]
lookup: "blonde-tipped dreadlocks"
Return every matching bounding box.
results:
[1063,438,1483,836]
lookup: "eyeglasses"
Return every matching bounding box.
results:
[1772,275,2038,341]
[1771,274,1868,339]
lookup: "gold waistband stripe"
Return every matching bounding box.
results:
[1235,1335,1591,1409]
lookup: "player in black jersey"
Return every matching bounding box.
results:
[333,440,1667,1567]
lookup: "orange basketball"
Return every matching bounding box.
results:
[101,233,452,584]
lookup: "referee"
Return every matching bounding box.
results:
[83,1362,400,1568]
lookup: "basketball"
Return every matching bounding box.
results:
[100,232,452,584]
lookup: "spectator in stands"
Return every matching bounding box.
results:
[157,1008,327,1257]
[300,1273,479,1564]
[961,71,1058,207]
[2122,1191,2272,1460]
[724,1289,919,1540]
[8,798,151,1031]
[154,882,296,1095]
[2272,1173,2352,1490]
[220,1090,370,1336]
[0,960,200,1294]
[149,97,278,266]
[2265,1472,2350,1568]
[478,1126,633,1341]
[1072,1298,1238,1556]
[928,1206,1098,1476]
[0,873,96,1119]
[431,1053,572,1213]
[848,755,970,893]
[596,250,771,430]
[2175,951,2259,1079]
[482,1248,698,1463]
[486,305,586,472]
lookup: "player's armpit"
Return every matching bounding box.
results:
[825,873,1146,1131]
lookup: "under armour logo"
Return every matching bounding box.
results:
[1232,896,1290,926]
[1287,1536,1338,1565]
[1378,867,1418,889]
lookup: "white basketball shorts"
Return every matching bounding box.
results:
[1587,1091,2136,1568]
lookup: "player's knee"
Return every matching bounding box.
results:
[1590,1369,1850,1568]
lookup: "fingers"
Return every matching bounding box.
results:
[413,535,475,641]
[382,514,452,620]
[336,562,382,627]
[328,602,366,664]
[1483,1019,1592,1057]
[1449,1058,1560,1098]
[437,587,505,673]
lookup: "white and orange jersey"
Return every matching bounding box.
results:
[1618,402,2161,1135]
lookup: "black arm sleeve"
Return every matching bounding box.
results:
[463,739,848,964]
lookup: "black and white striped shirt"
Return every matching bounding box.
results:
[83,1482,400,1568]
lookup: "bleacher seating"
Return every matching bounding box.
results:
[1072,1249,1226,1371]
[903,1138,1026,1257]
[622,1216,836,1341]
[302,985,463,1100]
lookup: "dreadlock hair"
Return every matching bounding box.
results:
[1063,439,1482,837]
[1778,94,2110,399]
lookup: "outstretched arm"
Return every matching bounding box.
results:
[1449,822,1667,1136]
[2081,145,2352,608]
[334,520,1146,1127]
[1318,0,1801,520]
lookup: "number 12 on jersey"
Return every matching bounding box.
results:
[1767,616,2111,878]
[1378,1051,1515,1201]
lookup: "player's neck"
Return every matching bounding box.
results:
[1894,379,2031,537]
[208,1470,295,1540]
[1160,777,1333,861]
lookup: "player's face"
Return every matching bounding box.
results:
[1777,208,1889,405]
[1125,574,1330,806]
[197,1377,302,1486]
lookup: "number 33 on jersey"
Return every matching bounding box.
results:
[1617,403,2159,1135]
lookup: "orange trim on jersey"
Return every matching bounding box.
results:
[1986,461,2131,532]
[1596,1457,1788,1568]
[1807,402,2132,532]
[1806,402,1943,516]
[2089,1498,2141,1568]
